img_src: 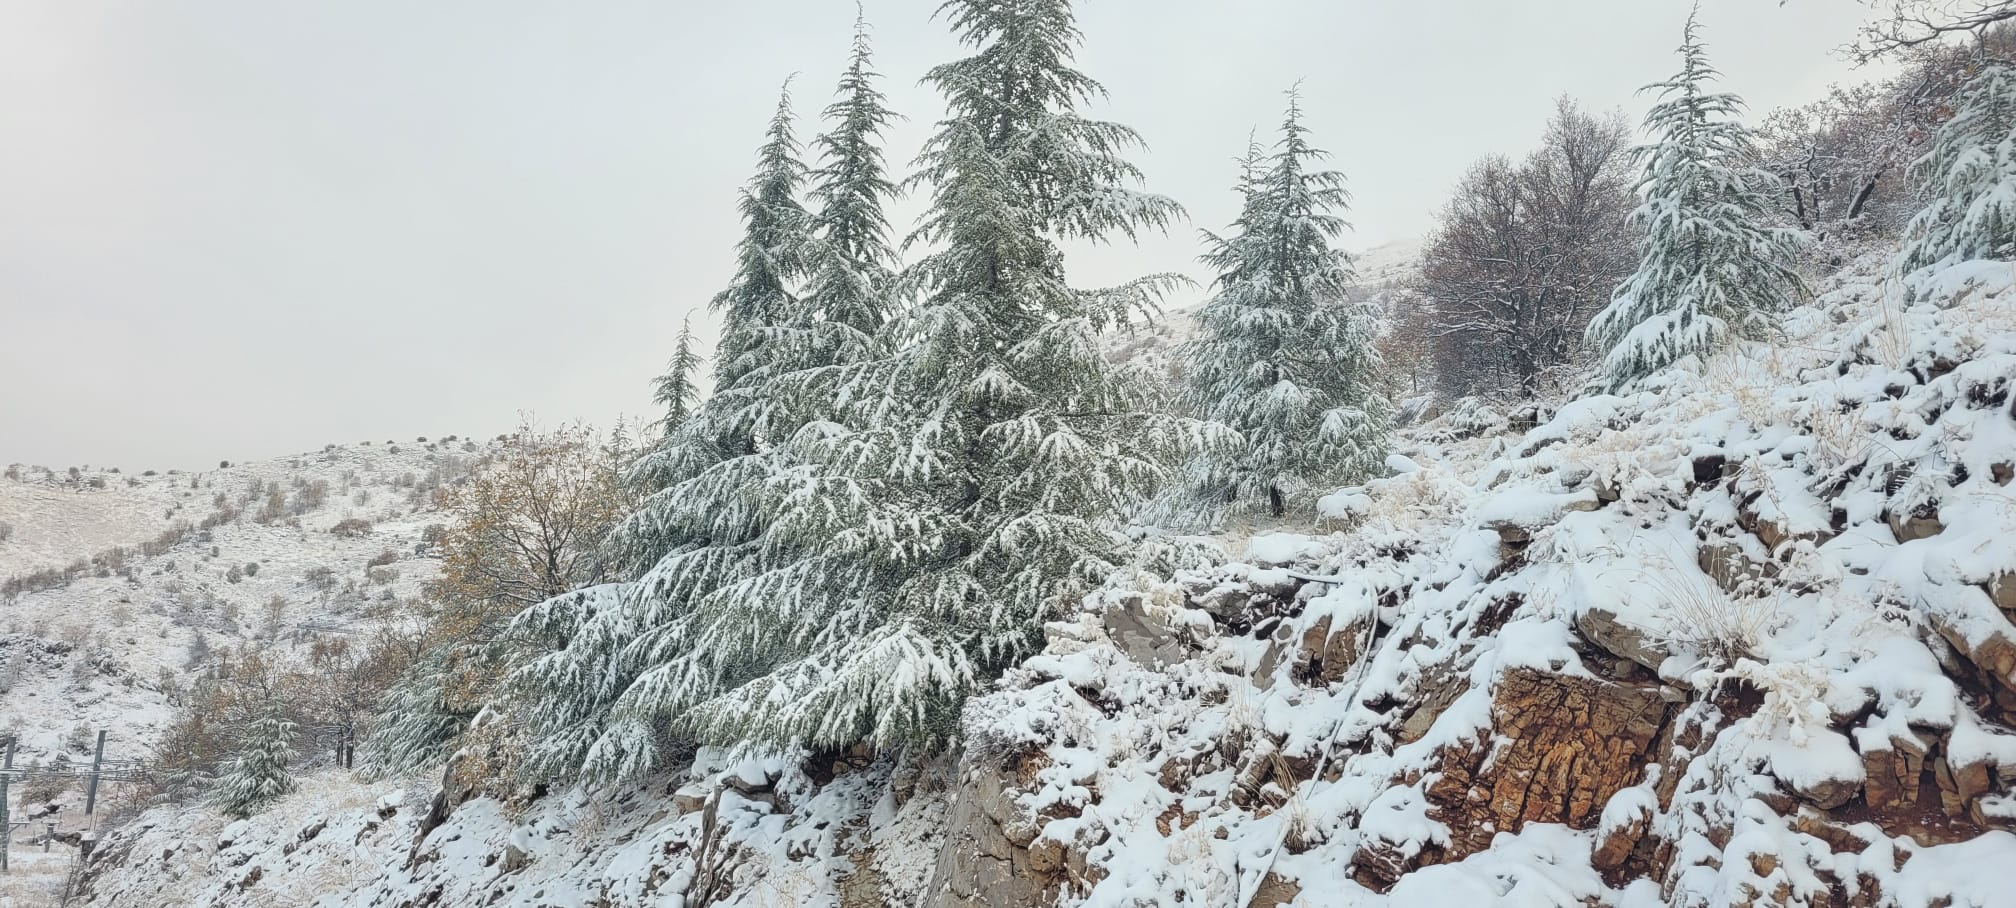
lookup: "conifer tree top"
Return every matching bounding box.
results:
[651,316,703,436]
[913,0,1182,244]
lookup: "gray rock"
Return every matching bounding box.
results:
[1101,595,1185,669]
[1575,608,1667,678]
[921,755,1057,908]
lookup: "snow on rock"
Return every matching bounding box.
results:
[1244,532,1329,567]
[915,252,2016,907]
[58,253,2016,906]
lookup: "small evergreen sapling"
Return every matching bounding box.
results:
[208,709,296,819]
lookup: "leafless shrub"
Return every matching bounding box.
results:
[304,566,338,589]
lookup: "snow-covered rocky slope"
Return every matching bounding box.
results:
[58,252,2016,907]
[0,438,497,906]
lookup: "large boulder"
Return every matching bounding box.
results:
[921,752,1062,908]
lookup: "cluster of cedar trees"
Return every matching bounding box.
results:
[178,0,2016,811]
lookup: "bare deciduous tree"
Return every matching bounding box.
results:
[1409,99,1636,398]
[1756,23,2016,235]
[1848,1,2016,62]
[430,420,638,631]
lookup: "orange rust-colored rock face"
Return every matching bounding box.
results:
[1350,667,1675,888]
[1841,730,2001,847]
[1591,805,1650,872]
[1250,872,1301,907]
[1430,668,1673,853]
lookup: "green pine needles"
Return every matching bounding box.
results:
[1173,91,1391,522]
[1585,12,1806,393]
[506,0,1222,776]
[1899,63,2016,275]
[651,317,703,437]
[208,710,297,819]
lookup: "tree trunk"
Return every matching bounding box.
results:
[1847,173,1883,220]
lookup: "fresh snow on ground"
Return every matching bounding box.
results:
[0,437,499,899]
[15,251,2016,908]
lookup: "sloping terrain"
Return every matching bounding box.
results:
[59,251,2016,907]
[0,438,497,906]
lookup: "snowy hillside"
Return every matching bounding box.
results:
[13,0,2016,904]
[0,437,499,906]
[58,250,2016,907]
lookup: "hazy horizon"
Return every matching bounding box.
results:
[2,0,1891,471]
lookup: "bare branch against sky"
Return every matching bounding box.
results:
[0,0,1887,469]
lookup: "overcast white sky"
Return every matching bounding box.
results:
[1,0,1888,470]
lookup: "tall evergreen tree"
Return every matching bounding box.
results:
[506,22,908,778]
[1585,13,1806,392]
[208,710,296,819]
[1898,63,2016,274]
[1176,92,1390,521]
[650,317,703,437]
[704,0,1207,750]
[509,0,1208,770]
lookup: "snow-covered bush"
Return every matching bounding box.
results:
[208,711,297,819]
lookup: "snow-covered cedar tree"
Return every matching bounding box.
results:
[1898,63,2016,274]
[650,316,703,437]
[504,17,915,779]
[1172,90,1391,522]
[358,650,466,781]
[728,0,1210,749]
[1584,13,1807,392]
[505,0,1219,773]
[207,710,296,819]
